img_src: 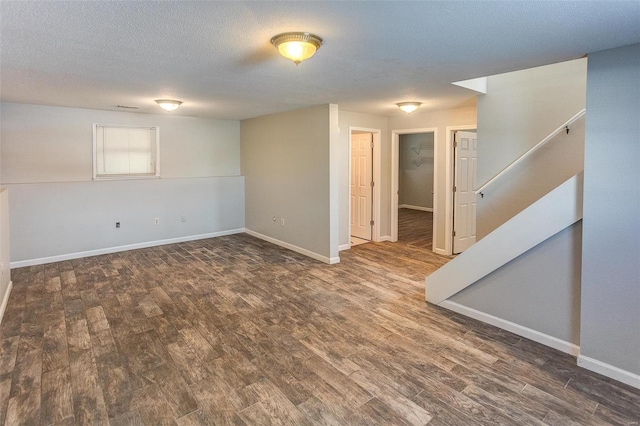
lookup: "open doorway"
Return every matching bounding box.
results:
[349,127,381,247]
[391,128,438,251]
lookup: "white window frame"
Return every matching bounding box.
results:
[93,123,160,180]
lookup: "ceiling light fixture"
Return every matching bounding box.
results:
[155,99,182,112]
[271,32,323,65]
[396,102,422,113]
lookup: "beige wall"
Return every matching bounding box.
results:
[389,106,477,253]
[241,105,334,261]
[476,58,587,238]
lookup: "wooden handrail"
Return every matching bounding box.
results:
[475,109,586,195]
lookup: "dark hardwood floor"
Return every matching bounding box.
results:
[1,233,639,425]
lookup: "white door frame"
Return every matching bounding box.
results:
[349,127,382,243]
[391,128,438,246]
[446,125,477,255]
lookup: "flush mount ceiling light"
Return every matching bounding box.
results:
[155,99,182,112]
[271,32,323,65]
[396,102,422,113]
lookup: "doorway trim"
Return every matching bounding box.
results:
[446,125,477,255]
[349,127,382,244]
[391,128,438,247]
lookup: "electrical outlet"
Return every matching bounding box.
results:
[181,216,186,223]
[281,218,285,226]
[154,218,160,225]
[116,222,120,228]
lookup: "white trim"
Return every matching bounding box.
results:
[0,281,13,325]
[378,235,392,242]
[399,204,433,212]
[391,128,438,246]
[245,229,339,265]
[10,229,246,268]
[338,243,351,251]
[93,123,161,180]
[348,127,382,242]
[446,125,477,256]
[439,300,580,356]
[577,355,640,390]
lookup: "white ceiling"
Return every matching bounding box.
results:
[1,1,639,120]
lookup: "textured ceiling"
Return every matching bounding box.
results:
[1,1,639,120]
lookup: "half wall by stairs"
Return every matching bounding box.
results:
[426,172,584,305]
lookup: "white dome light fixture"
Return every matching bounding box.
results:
[271,32,323,65]
[155,99,183,112]
[396,102,422,114]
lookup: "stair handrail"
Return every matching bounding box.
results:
[475,109,586,195]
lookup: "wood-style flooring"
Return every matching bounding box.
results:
[398,208,434,251]
[1,233,639,425]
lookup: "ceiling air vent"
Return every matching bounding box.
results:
[116,105,139,110]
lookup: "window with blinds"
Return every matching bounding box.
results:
[93,124,159,179]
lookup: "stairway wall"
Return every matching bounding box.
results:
[449,222,582,346]
[476,59,587,238]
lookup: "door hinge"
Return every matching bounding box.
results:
[454,140,457,148]
[453,185,457,192]
[453,230,456,237]
[371,181,375,187]
[370,220,374,226]
[371,141,374,148]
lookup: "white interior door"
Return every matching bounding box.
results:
[453,131,477,253]
[351,133,373,240]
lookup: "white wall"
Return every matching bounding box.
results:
[399,133,434,209]
[2,103,240,182]
[1,103,244,264]
[579,43,640,385]
[241,105,335,263]
[389,107,477,253]
[476,59,587,238]
[337,110,389,246]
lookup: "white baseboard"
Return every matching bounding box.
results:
[245,229,339,265]
[578,355,640,390]
[433,247,449,256]
[399,204,433,212]
[0,281,13,325]
[338,244,351,251]
[10,229,246,268]
[438,300,580,356]
[378,236,392,242]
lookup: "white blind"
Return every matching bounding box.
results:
[94,125,158,178]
